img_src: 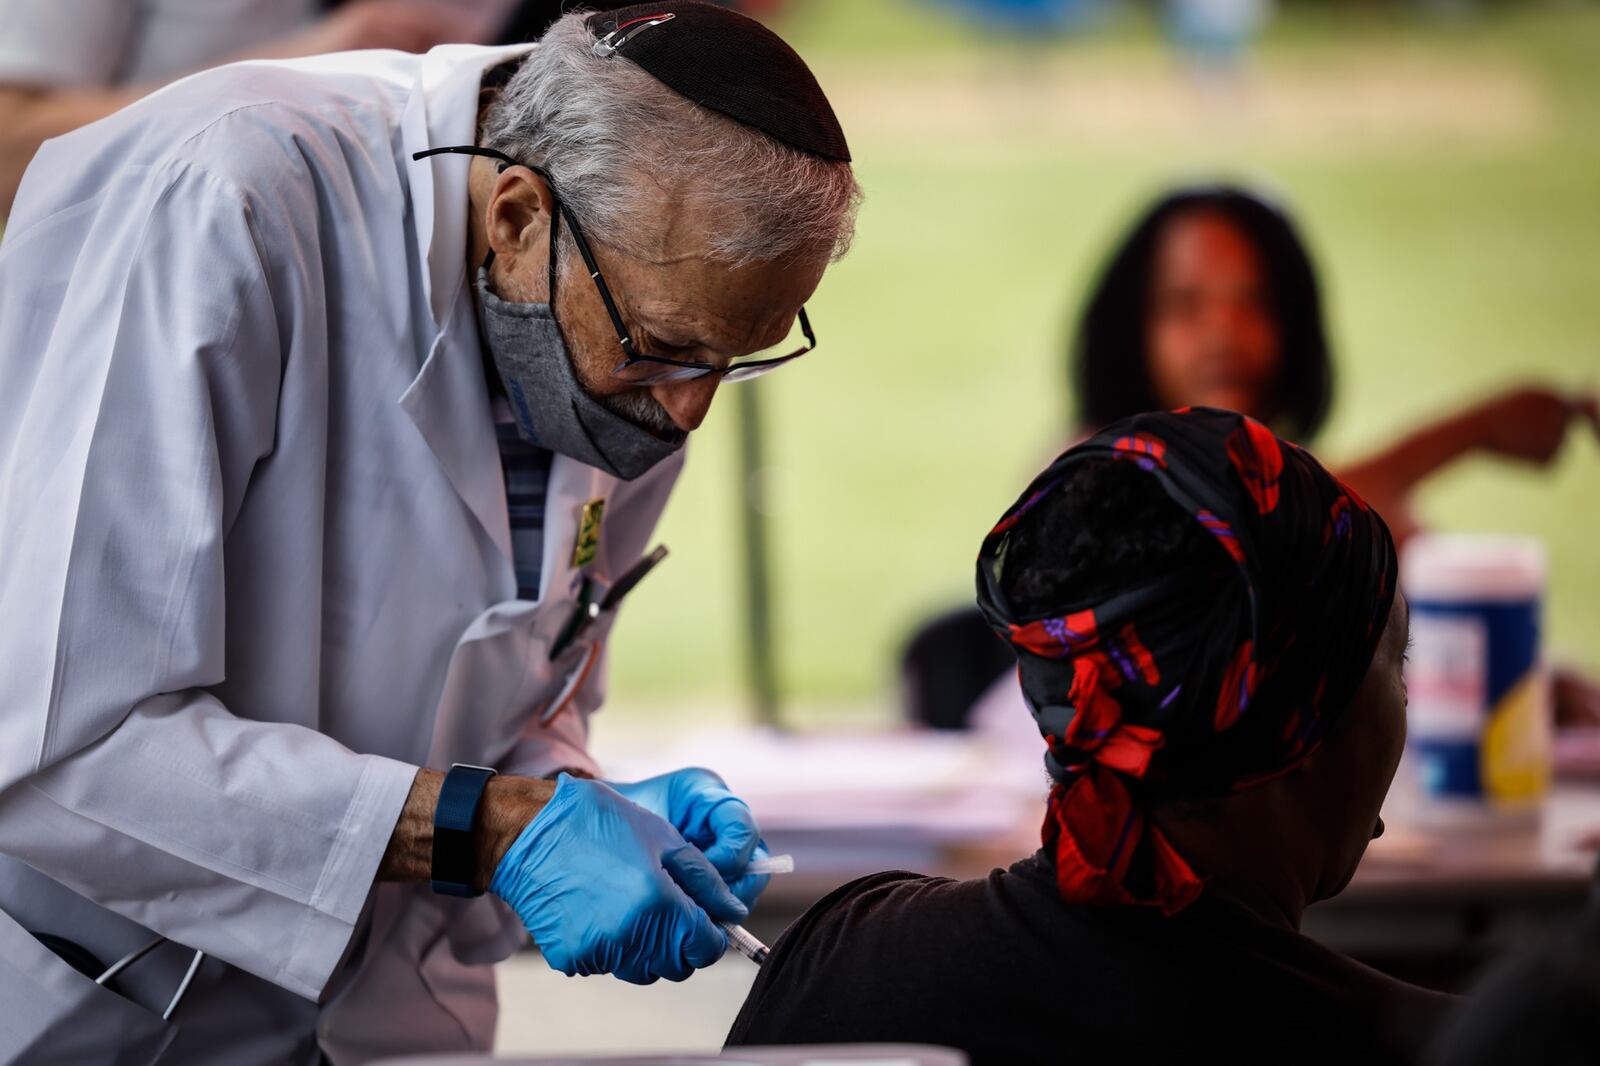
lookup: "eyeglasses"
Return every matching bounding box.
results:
[558,193,817,387]
[610,308,815,386]
[413,145,817,387]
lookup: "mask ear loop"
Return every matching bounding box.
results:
[547,183,561,306]
[411,145,562,303]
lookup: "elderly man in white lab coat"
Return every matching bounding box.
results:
[0,2,859,1062]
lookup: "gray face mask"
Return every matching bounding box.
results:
[473,266,685,482]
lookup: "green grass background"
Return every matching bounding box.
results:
[605,1,1600,725]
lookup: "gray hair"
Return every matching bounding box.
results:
[480,12,860,269]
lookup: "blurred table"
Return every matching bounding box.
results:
[1298,765,1600,990]
[376,1046,966,1066]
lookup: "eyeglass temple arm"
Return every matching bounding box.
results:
[413,147,811,369]
[412,146,636,355]
[550,197,635,355]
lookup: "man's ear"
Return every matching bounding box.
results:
[485,166,555,259]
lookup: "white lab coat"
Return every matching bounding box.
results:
[0,44,685,1065]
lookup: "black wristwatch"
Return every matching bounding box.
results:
[430,763,497,897]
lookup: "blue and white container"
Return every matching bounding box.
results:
[1402,534,1549,823]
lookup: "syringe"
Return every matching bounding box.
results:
[718,854,795,965]
[743,853,795,876]
[719,921,771,966]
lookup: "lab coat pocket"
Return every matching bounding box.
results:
[517,593,619,728]
[425,601,543,768]
[425,597,610,769]
[0,908,177,1066]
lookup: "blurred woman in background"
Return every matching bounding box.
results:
[1071,183,1600,724]
[1074,183,1597,548]
[903,182,1599,733]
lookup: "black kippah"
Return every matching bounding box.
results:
[585,2,851,163]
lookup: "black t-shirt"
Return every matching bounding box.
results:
[727,852,1456,1066]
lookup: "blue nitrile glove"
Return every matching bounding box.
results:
[608,768,770,910]
[490,773,747,984]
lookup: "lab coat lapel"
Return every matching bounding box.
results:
[398,327,511,563]
[396,43,532,565]
[417,455,618,769]
[395,46,621,771]
[540,454,620,600]
[401,43,533,327]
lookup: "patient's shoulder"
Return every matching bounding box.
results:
[757,867,974,983]
[726,863,1059,1054]
[769,865,1016,969]
[727,856,1457,1064]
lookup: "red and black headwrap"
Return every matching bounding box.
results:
[975,408,1397,916]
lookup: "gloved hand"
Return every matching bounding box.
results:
[490,773,747,984]
[609,768,770,909]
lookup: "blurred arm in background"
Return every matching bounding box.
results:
[0,0,497,216]
[1339,385,1600,549]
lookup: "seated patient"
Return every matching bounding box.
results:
[729,408,1456,1065]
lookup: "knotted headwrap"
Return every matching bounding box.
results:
[976,408,1397,916]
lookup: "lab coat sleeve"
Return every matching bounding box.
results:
[0,0,135,86]
[0,159,419,1001]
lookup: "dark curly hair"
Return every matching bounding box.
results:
[1001,458,1229,619]
[1072,183,1333,443]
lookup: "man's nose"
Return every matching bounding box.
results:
[651,374,722,432]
